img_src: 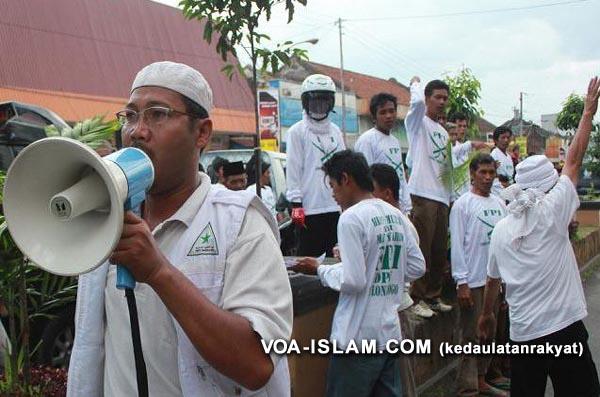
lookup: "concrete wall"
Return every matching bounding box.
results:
[287,293,460,396]
[286,226,600,396]
[288,304,336,397]
[573,226,600,268]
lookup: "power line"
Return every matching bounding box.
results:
[344,0,590,22]
[349,24,439,79]
[342,32,412,79]
[279,22,331,42]
[354,24,519,111]
[343,30,515,121]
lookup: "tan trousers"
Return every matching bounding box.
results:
[456,287,501,396]
[409,195,449,301]
[399,311,416,397]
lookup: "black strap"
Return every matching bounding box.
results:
[125,288,149,397]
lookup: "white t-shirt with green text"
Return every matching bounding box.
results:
[450,191,506,288]
[317,199,425,349]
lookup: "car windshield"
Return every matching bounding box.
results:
[200,150,271,181]
[200,150,257,171]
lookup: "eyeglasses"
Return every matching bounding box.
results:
[115,106,195,130]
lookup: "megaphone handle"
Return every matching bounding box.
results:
[116,202,143,290]
[117,266,136,290]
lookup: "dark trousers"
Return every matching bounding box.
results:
[297,211,340,257]
[510,320,600,397]
[326,353,402,397]
[409,195,449,302]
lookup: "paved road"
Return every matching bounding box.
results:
[545,267,600,396]
[421,265,600,396]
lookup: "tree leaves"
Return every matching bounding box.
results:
[179,0,309,79]
[556,93,584,134]
[44,115,119,149]
[444,68,484,139]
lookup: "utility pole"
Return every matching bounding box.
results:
[519,91,524,135]
[336,17,347,145]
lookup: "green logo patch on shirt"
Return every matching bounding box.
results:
[477,209,504,245]
[188,223,219,256]
[428,131,447,164]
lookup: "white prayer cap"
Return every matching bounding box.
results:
[131,61,213,113]
[515,155,558,193]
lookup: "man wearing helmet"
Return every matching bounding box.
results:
[286,74,346,257]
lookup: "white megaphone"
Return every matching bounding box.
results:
[2,137,154,290]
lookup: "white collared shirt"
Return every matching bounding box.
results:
[103,173,292,396]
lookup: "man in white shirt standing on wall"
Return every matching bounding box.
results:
[286,74,346,257]
[490,126,514,196]
[406,76,486,314]
[354,92,412,215]
[479,77,600,397]
[450,153,508,397]
[292,150,425,397]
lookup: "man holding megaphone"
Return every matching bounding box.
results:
[61,62,293,396]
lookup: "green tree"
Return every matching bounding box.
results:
[180,0,309,136]
[444,67,483,138]
[180,0,309,197]
[586,128,600,177]
[556,92,600,175]
[556,93,585,137]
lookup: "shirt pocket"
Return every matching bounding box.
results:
[178,258,224,305]
[201,364,261,397]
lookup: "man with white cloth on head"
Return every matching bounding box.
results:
[478,77,600,397]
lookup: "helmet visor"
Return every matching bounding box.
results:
[306,92,334,117]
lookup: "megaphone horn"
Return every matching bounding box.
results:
[2,137,153,290]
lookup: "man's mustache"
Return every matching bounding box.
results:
[131,141,150,155]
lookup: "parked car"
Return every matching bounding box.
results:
[201,150,286,199]
[577,169,600,196]
[0,101,78,369]
[0,101,70,171]
[200,149,299,256]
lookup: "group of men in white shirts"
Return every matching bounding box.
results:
[289,72,600,397]
[64,60,599,397]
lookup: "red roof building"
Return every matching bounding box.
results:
[0,0,256,147]
[303,61,410,115]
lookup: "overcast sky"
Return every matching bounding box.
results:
[155,0,600,126]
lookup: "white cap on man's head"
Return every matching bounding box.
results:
[131,61,213,113]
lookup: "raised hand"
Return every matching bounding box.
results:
[583,76,600,117]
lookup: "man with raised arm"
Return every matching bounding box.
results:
[479,77,600,397]
[405,76,486,314]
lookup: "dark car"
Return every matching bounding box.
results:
[1,101,77,369]
[577,169,600,196]
[0,101,69,171]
